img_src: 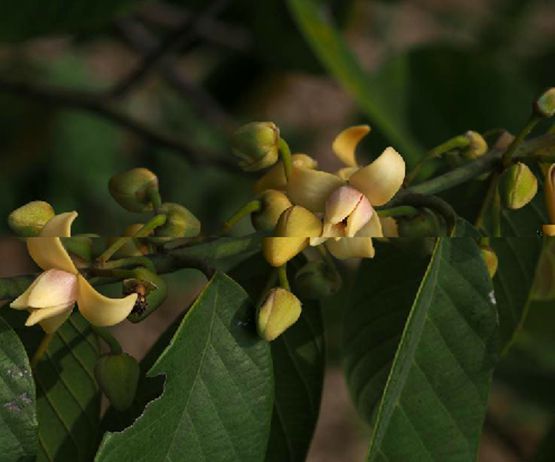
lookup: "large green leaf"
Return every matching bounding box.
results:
[342,243,430,423]
[286,0,421,165]
[34,313,101,462]
[353,239,498,461]
[96,272,274,462]
[0,315,37,461]
[230,255,326,462]
[0,1,142,42]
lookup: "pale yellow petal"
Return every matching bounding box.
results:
[288,168,344,213]
[348,147,406,206]
[380,216,399,237]
[254,154,318,193]
[357,212,384,238]
[10,277,41,309]
[336,167,358,181]
[39,310,73,333]
[326,237,375,259]
[543,224,555,237]
[76,275,137,327]
[27,269,78,308]
[25,303,74,327]
[332,125,370,167]
[27,212,78,273]
[263,237,308,267]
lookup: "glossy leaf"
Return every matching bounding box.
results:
[35,313,101,462]
[96,272,274,462]
[0,315,37,461]
[286,0,422,165]
[366,238,498,461]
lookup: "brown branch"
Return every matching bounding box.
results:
[0,78,239,171]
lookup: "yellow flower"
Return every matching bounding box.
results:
[10,212,137,333]
[257,287,302,341]
[289,125,405,259]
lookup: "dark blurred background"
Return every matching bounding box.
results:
[0,0,554,460]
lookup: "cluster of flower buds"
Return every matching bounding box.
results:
[230,122,408,341]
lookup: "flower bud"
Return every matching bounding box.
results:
[156,202,201,238]
[251,190,292,232]
[499,162,538,210]
[231,122,280,172]
[263,206,322,267]
[94,353,140,411]
[545,164,555,223]
[295,260,342,299]
[461,131,488,159]
[254,154,317,193]
[8,201,55,236]
[480,246,498,279]
[125,268,168,323]
[109,168,159,213]
[535,88,555,118]
[257,287,302,341]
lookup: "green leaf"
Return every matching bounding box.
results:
[0,316,37,461]
[35,313,101,462]
[349,239,498,461]
[286,0,421,165]
[0,1,142,42]
[343,243,430,423]
[230,255,326,462]
[96,272,274,462]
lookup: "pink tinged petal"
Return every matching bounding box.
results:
[326,237,375,260]
[332,125,371,167]
[26,269,78,308]
[345,195,373,237]
[27,212,78,273]
[76,275,137,327]
[357,213,384,238]
[348,147,406,206]
[25,303,74,328]
[287,167,345,213]
[324,186,364,225]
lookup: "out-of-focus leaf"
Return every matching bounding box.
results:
[0,0,143,42]
[0,316,36,461]
[35,314,101,462]
[95,272,273,462]
[286,0,422,165]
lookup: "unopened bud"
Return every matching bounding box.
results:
[157,202,201,238]
[94,353,140,411]
[461,131,488,159]
[480,247,498,279]
[257,287,302,341]
[231,122,280,172]
[295,260,342,299]
[263,206,322,267]
[545,164,555,223]
[8,201,55,236]
[499,162,538,210]
[109,168,159,213]
[251,190,292,232]
[254,154,318,193]
[125,268,168,323]
[535,88,555,118]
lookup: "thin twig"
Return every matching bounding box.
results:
[114,18,235,132]
[0,78,238,171]
[109,0,231,99]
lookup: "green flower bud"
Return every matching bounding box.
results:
[461,131,488,159]
[231,122,280,172]
[109,168,159,213]
[94,353,140,411]
[8,201,55,236]
[156,202,201,238]
[480,246,498,279]
[535,88,555,118]
[251,190,292,232]
[295,260,342,299]
[499,162,538,210]
[125,268,168,323]
[257,287,302,341]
